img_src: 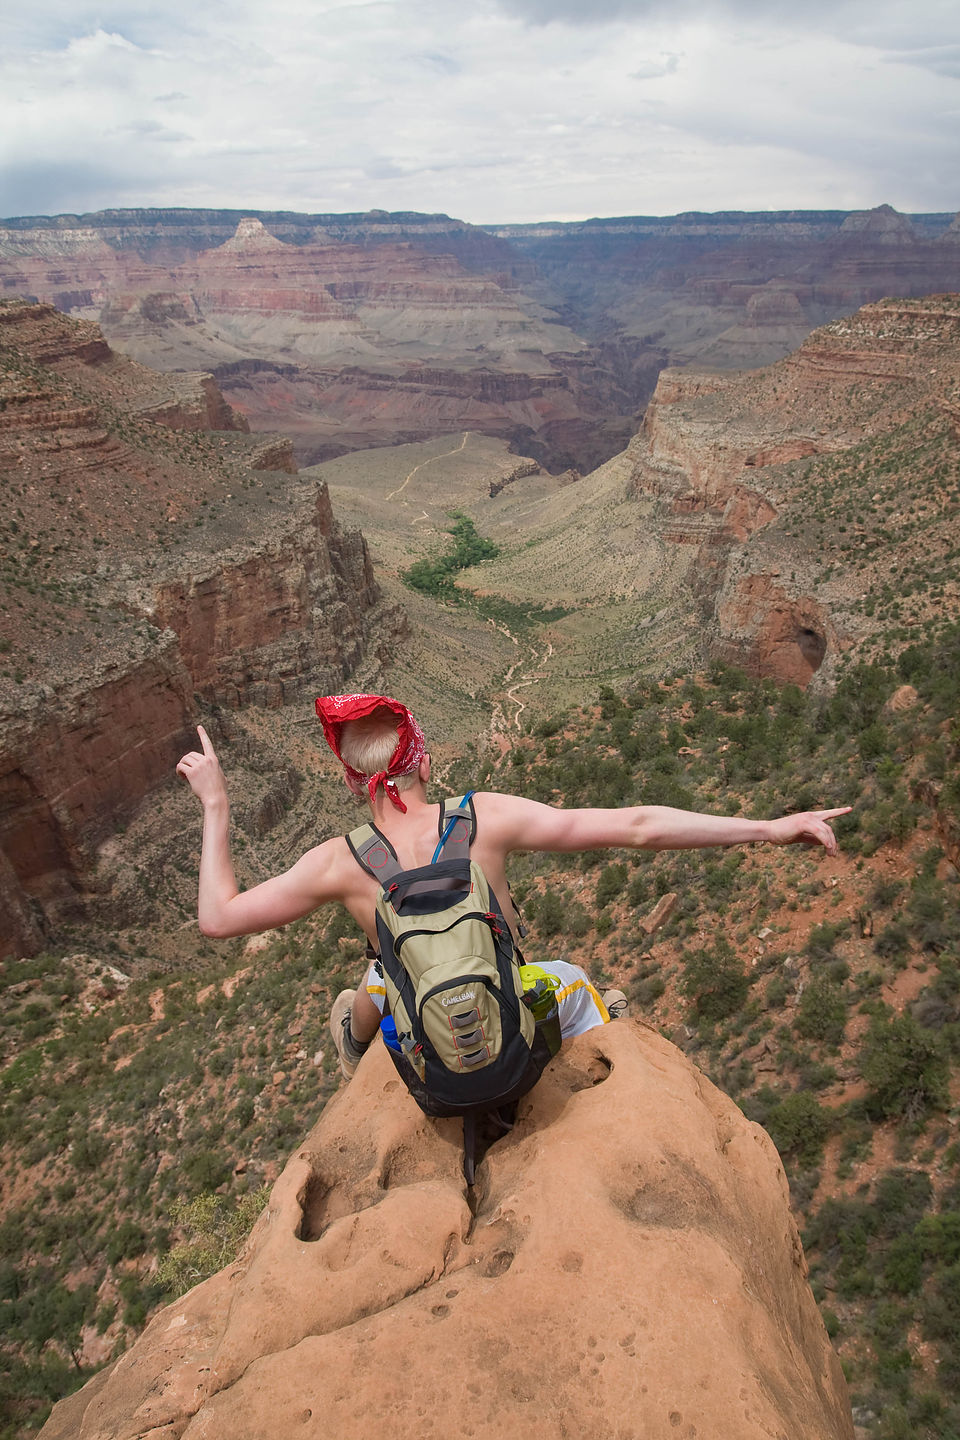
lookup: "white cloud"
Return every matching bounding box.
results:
[0,0,958,222]
[884,43,960,79]
[630,54,679,79]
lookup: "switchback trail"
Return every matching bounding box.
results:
[489,622,556,740]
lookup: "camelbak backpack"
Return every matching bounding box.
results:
[347,793,558,1182]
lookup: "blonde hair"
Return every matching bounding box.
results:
[339,710,419,792]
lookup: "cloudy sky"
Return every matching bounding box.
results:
[2,0,959,224]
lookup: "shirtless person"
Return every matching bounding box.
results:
[176,693,849,1078]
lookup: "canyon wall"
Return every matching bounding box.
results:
[4,205,956,473]
[0,213,609,472]
[0,303,400,957]
[624,295,960,684]
[149,483,380,710]
[0,637,196,956]
[492,204,960,370]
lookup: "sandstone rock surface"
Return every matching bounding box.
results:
[42,1023,854,1440]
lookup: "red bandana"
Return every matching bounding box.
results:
[315,694,426,812]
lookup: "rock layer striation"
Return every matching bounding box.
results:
[623,295,960,683]
[0,303,399,956]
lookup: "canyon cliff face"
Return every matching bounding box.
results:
[0,638,197,954]
[4,205,957,473]
[0,302,401,957]
[39,1023,854,1440]
[492,205,960,371]
[147,483,379,710]
[0,212,624,473]
[624,295,960,684]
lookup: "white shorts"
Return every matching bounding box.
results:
[363,957,609,1040]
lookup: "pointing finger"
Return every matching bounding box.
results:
[197,725,215,757]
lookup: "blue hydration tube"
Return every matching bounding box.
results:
[431,791,475,863]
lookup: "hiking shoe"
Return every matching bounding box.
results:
[601,988,629,1021]
[329,989,369,1080]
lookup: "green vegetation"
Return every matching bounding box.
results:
[0,919,353,1437]
[402,513,500,597]
[681,936,751,1023]
[156,1189,269,1298]
[401,514,571,633]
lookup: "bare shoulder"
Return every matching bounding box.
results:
[472,790,536,824]
[289,834,356,893]
[472,790,564,851]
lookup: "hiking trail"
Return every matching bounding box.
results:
[385,431,470,503]
[489,622,555,738]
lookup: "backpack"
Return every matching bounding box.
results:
[347,792,558,1183]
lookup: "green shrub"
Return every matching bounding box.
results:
[181,1150,232,1194]
[635,974,665,1006]
[916,1212,960,1266]
[596,863,627,907]
[680,936,750,1022]
[157,1189,269,1298]
[882,1234,924,1294]
[875,919,911,961]
[860,1013,950,1122]
[765,1091,831,1168]
[921,1262,960,1346]
[795,975,848,1047]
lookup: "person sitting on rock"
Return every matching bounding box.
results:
[176,693,849,1079]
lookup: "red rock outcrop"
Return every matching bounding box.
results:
[629,369,788,551]
[150,483,379,709]
[0,635,195,954]
[0,299,249,436]
[39,1022,854,1440]
[712,576,833,688]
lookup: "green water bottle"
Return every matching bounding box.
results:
[519,964,562,1058]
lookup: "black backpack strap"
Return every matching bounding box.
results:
[433,792,476,864]
[463,1111,478,1187]
[346,822,404,887]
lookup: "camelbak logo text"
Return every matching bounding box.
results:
[442,990,476,1006]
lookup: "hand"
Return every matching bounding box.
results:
[176,725,228,808]
[767,807,852,855]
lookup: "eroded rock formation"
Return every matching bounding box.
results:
[6,204,956,472]
[148,482,380,709]
[493,204,960,371]
[0,303,401,956]
[0,637,196,954]
[40,1023,854,1440]
[624,295,960,684]
[0,213,612,471]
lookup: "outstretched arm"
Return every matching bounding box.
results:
[176,725,337,937]
[478,792,850,857]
